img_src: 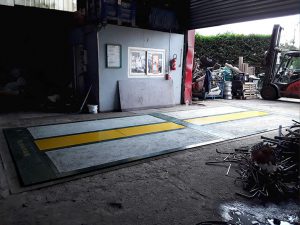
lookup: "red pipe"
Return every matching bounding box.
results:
[184,30,195,104]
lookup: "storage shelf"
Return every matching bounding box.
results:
[86,0,136,26]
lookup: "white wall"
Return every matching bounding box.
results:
[97,25,184,111]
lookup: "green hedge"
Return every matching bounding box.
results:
[195,33,271,74]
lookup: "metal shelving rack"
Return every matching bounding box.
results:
[204,70,224,99]
[86,0,136,26]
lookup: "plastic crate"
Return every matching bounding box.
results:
[100,5,116,18]
[118,0,135,25]
[103,0,117,3]
[86,0,135,26]
[121,1,131,9]
[119,8,132,20]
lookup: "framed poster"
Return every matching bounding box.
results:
[147,51,164,75]
[128,47,165,76]
[129,48,147,75]
[106,44,121,68]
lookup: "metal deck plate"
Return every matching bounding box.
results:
[28,115,165,139]
[3,107,294,186]
[162,106,247,120]
[46,128,221,173]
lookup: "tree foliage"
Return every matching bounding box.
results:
[195,33,271,74]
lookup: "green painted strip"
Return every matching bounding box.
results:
[3,128,58,186]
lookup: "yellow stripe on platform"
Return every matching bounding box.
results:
[185,111,268,125]
[35,122,184,151]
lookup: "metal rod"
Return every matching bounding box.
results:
[205,160,238,165]
[286,129,300,137]
[236,191,258,199]
[226,163,231,176]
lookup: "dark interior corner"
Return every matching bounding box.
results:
[135,0,187,33]
[0,0,187,113]
[0,5,75,112]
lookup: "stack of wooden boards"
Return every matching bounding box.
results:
[242,82,257,99]
[232,80,258,99]
[230,56,258,100]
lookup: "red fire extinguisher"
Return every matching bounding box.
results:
[170,54,177,70]
[165,74,172,80]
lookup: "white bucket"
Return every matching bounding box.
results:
[87,104,98,114]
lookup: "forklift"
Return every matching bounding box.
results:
[260,24,300,100]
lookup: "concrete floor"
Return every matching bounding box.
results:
[0,99,299,225]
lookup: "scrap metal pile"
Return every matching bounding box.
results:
[192,56,260,100]
[207,121,300,200]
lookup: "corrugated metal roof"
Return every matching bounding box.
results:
[0,0,76,11]
[189,0,300,29]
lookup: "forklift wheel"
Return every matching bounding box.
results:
[260,85,279,100]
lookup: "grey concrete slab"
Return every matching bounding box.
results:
[162,106,247,120]
[28,115,165,139]
[197,99,300,119]
[46,128,222,173]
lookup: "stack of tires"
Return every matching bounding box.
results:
[224,81,232,99]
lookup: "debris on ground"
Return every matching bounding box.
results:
[217,201,300,225]
[206,120,300,200]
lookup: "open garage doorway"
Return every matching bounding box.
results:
[189,14,300,103]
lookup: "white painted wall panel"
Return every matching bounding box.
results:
[97,25,184,111]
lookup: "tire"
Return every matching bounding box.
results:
[260,85,279,100]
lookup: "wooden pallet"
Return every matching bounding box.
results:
[234,92,258,100]
[233,81,258,100]
[243,92,258,99]
[243,83,256,91]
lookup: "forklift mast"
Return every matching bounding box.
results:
[262,24,283,87]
